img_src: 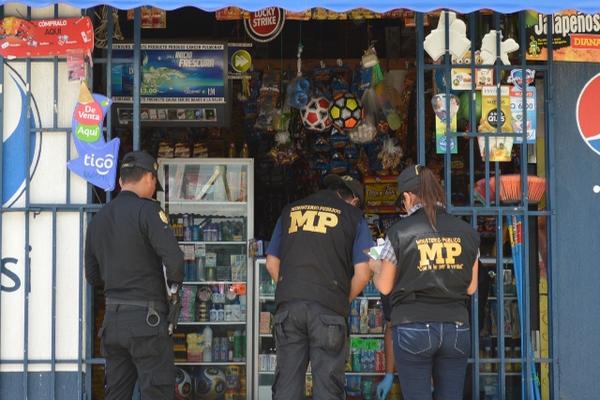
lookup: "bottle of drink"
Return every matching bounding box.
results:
[196,251,205,281]
[192,217,200,241]
[213,337,221,361]
[184,224,192,242]
[240,142,250,158]
[203,326,213,362]
[220,337,228,362]
[210,304,218,322]
[233,329,242,361]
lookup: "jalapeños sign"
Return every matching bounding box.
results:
[0,16,93,59]
[526,10,600,62]
[243,7,285,43]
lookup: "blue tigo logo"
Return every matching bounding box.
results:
[2,65,42,207]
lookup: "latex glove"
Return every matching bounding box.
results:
[377,373,394,400]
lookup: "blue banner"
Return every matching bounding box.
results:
[112,43,226,104]
[67,83,120,191]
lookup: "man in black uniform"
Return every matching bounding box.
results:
[266,175,374,400]
[85,151,184,400]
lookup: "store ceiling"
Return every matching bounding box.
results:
[2,0,600,13]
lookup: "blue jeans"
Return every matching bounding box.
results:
[393,322,470,400]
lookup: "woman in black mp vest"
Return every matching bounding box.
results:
[370,164,480,400]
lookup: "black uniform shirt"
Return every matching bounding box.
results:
[85,190,184,303]
[388,208,480,325]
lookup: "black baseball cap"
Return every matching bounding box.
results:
[121,151,163,191]
[324,174,365,207]
[395,164,424,206]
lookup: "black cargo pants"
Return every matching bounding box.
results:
[99,304,175,400]
[272,300,348,400]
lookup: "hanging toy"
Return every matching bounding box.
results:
[377,138,403,175]
[330,129,350,149]
[423,11,471,62]
[479,30,519,65]
[329,92,363,131]
[301,96,333,132]
[361,42,384,88]
[330,151,349,174]
[285,43,310,109]
[349,120,377,144]
[269,131,299,165]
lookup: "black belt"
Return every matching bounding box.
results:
[105,298,167,327]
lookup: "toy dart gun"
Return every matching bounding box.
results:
[164,266,182,335]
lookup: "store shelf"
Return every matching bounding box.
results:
[488,296,518,300]
[355,295,381,300]
[480,372,522,376]
[259,371,386,377]
[176,361,246,366]
[260,296,275,301]
[480,257,514,264]
[183,281,247,285]
[346,372,386,376]
[260,333,273,338]
[350,333,384,338]
[179,241,246,245]
[178,321,246,326]
[166,201,248,206]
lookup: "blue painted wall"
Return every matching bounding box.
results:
[553,62,600,399]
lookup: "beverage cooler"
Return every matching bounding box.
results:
[252,259,393,399]
[158,158,254,399]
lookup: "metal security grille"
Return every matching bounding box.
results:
[0,6,554,400]
[0,4,107,400]
[415,10,554,400]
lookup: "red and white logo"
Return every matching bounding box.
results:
[74,101,103,125]
[576,73,600,156]
[244,7,285,43]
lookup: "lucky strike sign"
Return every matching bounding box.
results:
[243,7,285,43]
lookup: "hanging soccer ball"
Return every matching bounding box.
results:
[301,96,333,132]
[194,367,227,400]
[329,92,363,131]
[175,368,193,399]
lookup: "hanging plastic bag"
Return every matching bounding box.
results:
[377,138,403,175]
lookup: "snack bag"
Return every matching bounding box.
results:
[478,86,514,162]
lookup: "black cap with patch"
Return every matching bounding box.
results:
[121,151,163,191]
[324,174,365,207]
[395,164,424,206]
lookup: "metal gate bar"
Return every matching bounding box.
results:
[416,10,554,399]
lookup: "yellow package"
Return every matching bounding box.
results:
[479,86,514,162]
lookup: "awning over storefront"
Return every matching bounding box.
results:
[1,0,600,13]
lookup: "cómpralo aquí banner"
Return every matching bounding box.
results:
[0,16,94,59]
[526,10,600,62]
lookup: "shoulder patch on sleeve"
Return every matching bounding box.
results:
[159,209,169,224]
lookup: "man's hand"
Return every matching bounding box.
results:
[377,373,394,400]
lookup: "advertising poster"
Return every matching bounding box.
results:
[112,43,226,104]
[364,175,399,214]
[0,16,93,58]
[526,10,600,62]
[479,86,514,162]
[432,94,459,154]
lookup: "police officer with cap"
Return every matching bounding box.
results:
[85,150,184,400]
[266,174,374,400]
